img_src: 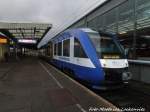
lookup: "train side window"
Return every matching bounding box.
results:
[74,38,87,58]
[54,43,58,55]
[63,39,70,56]
[58,42,62,56]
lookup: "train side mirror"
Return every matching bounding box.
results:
[125,48,129,57]
[120,45,128,56]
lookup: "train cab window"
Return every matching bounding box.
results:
[54,43,58,55]
[88,32,125,59]
[63,39,70,56]
[58,42,62,56]
[74,38,87,58]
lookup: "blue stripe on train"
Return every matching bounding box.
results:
[51,59,105,86]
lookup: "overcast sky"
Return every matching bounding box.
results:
[0,0,106,47]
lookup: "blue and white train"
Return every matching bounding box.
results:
[50,28,131,89]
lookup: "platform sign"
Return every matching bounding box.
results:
[0,38,7,44]
[18,39,37,44]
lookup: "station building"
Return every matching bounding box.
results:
[69,0,150,60]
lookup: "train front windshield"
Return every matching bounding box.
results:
[88,32,125,59]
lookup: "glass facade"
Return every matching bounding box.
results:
[136,0,150,30]
[76,0,150,60]
[118,0,135,58]
[135,0,150,58]
[88,17,98,30]
[104,8,118,33]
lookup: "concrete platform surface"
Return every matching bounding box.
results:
[0,62,17,79]
[0,57,116,112]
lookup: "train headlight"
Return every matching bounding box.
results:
[125,60,129,67]
[122,72,132,80]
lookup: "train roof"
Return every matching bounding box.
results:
[50,28,97,42]
[78,28,98,33]
[50,28,117,43]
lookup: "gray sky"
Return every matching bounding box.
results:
[0,0,106,47]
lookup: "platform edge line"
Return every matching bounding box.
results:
[39,61,87,112]
[45,62,118,109]
[39,61,64,89]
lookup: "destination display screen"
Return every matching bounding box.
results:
[103,55,120,59]
[18,39,37,44]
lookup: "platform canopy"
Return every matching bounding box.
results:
[0,22,52,39]
[0,22,52,49]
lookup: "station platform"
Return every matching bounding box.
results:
[0,57,116,112]
[0,59,17,79]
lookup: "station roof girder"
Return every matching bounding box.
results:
[0,22,52,46]
[0,22,52,48]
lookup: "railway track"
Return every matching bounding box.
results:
[94,86,150,112]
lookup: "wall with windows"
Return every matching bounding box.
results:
[69,0,150,60]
